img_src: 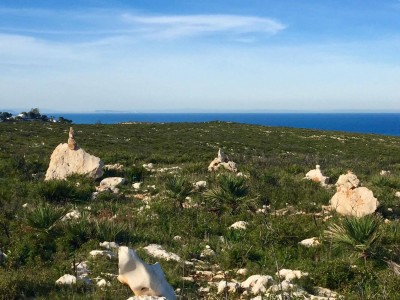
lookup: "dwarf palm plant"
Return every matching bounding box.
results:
[25,203,66,233]
[324,215,383,263]
[204,175,249,216]
[165,176,193,208]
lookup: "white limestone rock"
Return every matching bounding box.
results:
[45,143,103,180]
[395,191,400,198]
[220,161,238,172]
[143,163,155,171]
[330,171,378,217]
[304,165,329,186]
[241,275,275,295]
[62,209,81,221]
[208,149,238,172]
[277,269,308,282]
[127,297,166,300]
[90,250,116,259]
[56,274,76,285]
[73,261,90,277]
[97,279,111,287]
[104,163,124,171]
[194,181,207,189]
[299,237,320,248]
[380,170,391,176]
[236,268,248,276]
[217,280,239,294]
[229,221,248,230]
[335,171,360,191]
[100,241,120,249]
[143,244,181,262]
[133,182,142,190]
[97,177,125,192]
[200,245,216,258]
[118,246,176,299]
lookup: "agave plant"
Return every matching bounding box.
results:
[164,176,193,208]
[324,215,383,263]
[204,175,249,216]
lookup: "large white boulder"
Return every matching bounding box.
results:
[330,171,378,217]
[118,246,176,300]
[304,165,329,186]
[330,187,379,217]
[45,143,103,180]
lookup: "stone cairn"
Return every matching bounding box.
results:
[68,127,78,150]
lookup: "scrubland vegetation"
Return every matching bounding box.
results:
[0,122,399,299]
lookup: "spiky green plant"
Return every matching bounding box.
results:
[25,203,66,233]
[324,215,383,263]
[164,176,193,208]
[204,174,249,216]
[94,219,129,242]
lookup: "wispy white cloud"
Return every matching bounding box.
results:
[121,14,286,39]
[0,7,286,41]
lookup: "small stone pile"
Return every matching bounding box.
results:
[208,149,237,172]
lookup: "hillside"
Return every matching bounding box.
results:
[0,122,399,299]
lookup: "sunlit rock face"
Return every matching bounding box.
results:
[330,171,379,217]
[45,127,103,180]
[117,246,176,300]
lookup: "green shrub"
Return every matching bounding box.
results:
[25,203,67,233]
[35,177,93,203]
[204,174,250,216]
[165,176,193,208]
[324,215,383,262]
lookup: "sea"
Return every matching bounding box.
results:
[53,113,400,136]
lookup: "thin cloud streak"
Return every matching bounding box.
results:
[122,14,286,39]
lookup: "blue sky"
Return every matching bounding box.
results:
[0,0,399,112]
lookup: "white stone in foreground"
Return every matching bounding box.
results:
[299,237,320,248]
[143,244,181,262]
[56,274,76,285]
[118,246,176,300]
